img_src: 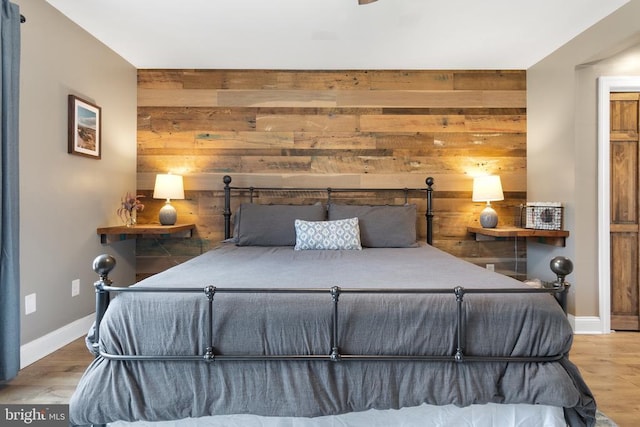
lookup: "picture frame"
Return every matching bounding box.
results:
[68,95,101,159]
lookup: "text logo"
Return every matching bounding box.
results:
[1,405,67,426]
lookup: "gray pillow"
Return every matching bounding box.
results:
[328,204,418,248]
[237,203,326,246]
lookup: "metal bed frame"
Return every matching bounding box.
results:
[89,175,571,365]
[83,175,575,427]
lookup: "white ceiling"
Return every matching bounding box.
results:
[46,0,629,70]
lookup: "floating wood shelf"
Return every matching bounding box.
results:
[467,226,569,247]
[97,223,196,244]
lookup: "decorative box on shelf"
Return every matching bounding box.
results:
[524,202,563,231]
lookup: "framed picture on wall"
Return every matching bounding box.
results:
[68,95,101,159]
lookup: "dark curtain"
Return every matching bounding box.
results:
[0,0,20,382]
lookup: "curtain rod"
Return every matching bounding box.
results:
[20,14,25,23]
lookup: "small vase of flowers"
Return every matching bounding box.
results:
[117,192,145,227]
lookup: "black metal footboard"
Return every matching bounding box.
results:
[90,254,572,364]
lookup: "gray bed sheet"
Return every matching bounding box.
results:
[69,244,595,426]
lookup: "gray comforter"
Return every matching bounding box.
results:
[69,244,595,426]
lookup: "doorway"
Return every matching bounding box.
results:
[598,76,640,333]
[609,92,640,330]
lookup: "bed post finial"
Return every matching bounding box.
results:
[425,177,434,246]
[223,176,232,239]
[550,256,573,283]
[93,254,116,280]
[426,177,434,188]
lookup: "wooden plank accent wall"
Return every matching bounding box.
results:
[135,70,526,280]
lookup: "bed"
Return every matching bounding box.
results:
[69,176,596,427]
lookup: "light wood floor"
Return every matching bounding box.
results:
[0,338,94,405]
[569,332,640,427]
[0,333,638,426]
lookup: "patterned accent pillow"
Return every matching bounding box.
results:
[294,218,362,251]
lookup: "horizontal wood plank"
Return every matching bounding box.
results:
[138,88,218,107]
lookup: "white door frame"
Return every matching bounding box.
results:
[597,76,640,333]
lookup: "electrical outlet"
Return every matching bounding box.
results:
[486,264,495,271]
[25,293,36,315]
[72,279,80,297]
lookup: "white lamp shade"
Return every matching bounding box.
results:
[472,175,504,202]
[153,174,184,200]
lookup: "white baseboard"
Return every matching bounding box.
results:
[571,315,609,334]
[20,313,94,369]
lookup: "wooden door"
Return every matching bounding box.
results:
[610,93,640,330]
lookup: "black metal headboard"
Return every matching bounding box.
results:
[223,175,435,245]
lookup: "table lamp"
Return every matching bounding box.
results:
[153,173,184,225]
[472,175,504,228]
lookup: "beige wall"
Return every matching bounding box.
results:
[16,0,137,344]
[527,0,640,318]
